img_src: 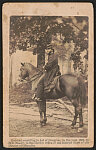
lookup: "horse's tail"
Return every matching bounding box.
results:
[77,77,88,107]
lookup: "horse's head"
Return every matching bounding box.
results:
[19,62,43,81]
[19,63,29,80]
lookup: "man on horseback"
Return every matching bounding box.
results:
[20,53,87,127]
[33,48,61,101]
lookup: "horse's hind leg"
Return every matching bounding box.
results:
[75,104,83,127]
[79,107,83,127]
[43,100,47,125]
[71,106,78,126]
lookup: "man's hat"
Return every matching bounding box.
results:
[47,44,52,50]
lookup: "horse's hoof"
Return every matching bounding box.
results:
[71,124,74,127]
[71,123,74,126]
[44,118,47,123]
[79,124,83,128]
[71,122,76,127]
[40,123,46,127]
[71,126,74,129]
[79,121,83,127]
[43,122,46,126]
[42,120,47,126]
[40,123,43,127]
[40,120,46,127]
[71,125,75,129]
[71,120,76,126]
[77,128,83,133]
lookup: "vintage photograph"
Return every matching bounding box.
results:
[9,16,88,137]
[3,3,94,148]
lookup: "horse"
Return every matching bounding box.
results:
[19,62,87,128]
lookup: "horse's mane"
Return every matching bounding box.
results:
[23,62,44,78]
[24,63,40,72]
[65,73,76,77]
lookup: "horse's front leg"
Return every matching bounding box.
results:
[71,106,78,127]
[43,99,47,125]
[43,111,47,125]
[40,112,44,126]
[37,100,47,126]
[37,101,44,126]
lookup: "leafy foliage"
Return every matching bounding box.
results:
[10,16,88,75]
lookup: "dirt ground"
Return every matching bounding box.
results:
[9,100,88,137]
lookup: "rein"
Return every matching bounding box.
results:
[29,71,43,82]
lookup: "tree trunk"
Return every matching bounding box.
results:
[68,59,71,73]
[37,51,45,68]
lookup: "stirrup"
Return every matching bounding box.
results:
[36,97,42,102]
[32,94,36,99]
[32,94,42,102]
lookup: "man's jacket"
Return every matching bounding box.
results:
[44,53,59,87]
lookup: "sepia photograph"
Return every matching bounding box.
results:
[9,15,88,137]
[3,3,94,148]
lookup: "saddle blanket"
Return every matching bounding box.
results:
[44,76,60,93]
[31,73,60,93]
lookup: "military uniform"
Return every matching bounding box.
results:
[36,52,61,100]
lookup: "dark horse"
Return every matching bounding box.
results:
[20,62,87,128]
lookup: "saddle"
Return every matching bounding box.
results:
[44,76,60,93]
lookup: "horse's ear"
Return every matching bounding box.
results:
[21,63,24,66]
